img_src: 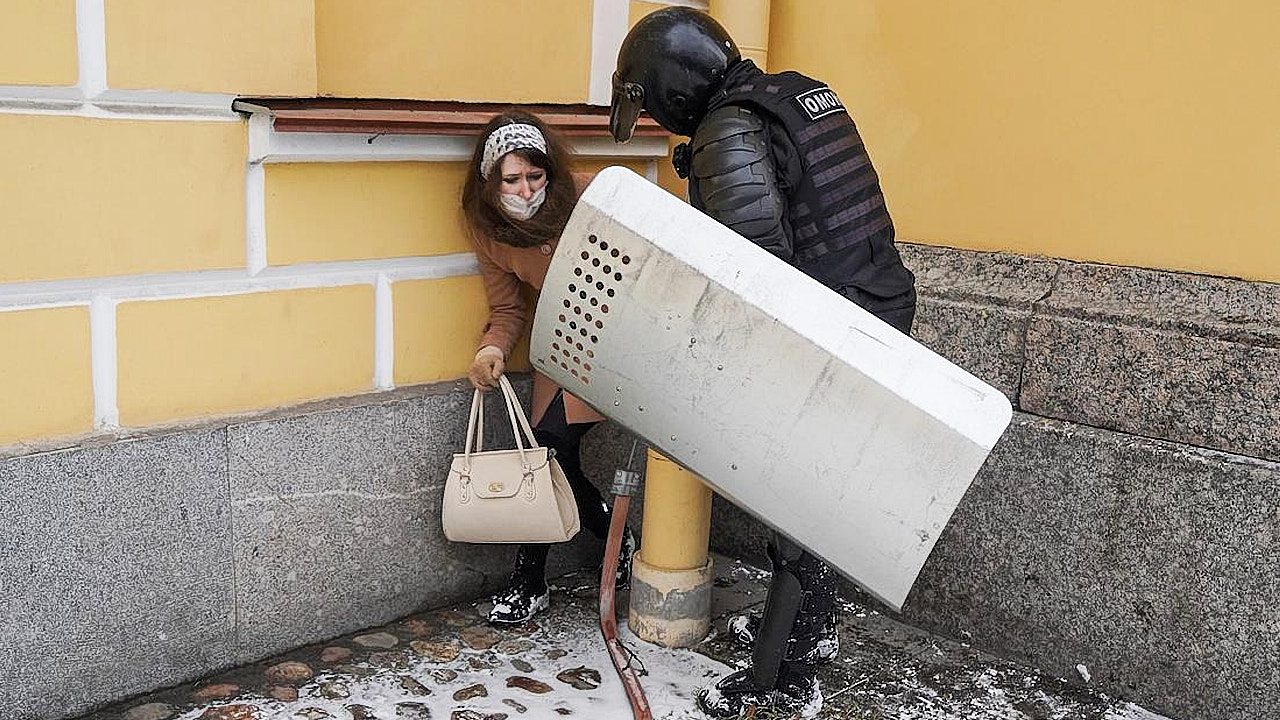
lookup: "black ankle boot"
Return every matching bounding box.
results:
[486,548,550,625]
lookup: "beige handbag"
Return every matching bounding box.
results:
[442,375,580,543]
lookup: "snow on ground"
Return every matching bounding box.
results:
[98,559,1178,720]
[171,618,730,720]
[1105,704,1175,720]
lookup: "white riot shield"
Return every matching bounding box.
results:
[531,166,1012,611]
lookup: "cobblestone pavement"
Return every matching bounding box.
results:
[72,555,1171,720]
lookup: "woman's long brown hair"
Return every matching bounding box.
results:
[461,110,577,248]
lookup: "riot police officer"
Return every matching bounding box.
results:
[610,7,917,718]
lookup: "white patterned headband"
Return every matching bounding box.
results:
[480,123,549,181]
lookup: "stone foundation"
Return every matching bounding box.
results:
[1,379,640,719]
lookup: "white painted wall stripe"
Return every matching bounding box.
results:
[0,87,238,121]
[245,162,267,274]
[245,127,670,164]
[259,129,476,164]
[75,0,107,99]
[91,90,237,119]
[576,135,672,159]
[246,111,271,275]
[0,254,482,311]
[645,160,660,184]
[246,109,275,164]
[0,1,235,121]
[0,95,239,121]
[589,0,630,106]
[0,86,81,113]
[374,274,395,390]
[89,293,119,429]
[244,115,271,278]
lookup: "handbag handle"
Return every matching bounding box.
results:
[460,376,545,472]
[497,375,544,475]
[462,387,483,457]
[498,375,541,451]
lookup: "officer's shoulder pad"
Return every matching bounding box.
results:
[692,105,767,150]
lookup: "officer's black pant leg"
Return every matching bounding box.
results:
[842,284,916,336]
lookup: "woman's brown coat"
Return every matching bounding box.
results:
[470,173,604,426]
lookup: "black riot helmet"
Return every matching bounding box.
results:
[610,7,741,141]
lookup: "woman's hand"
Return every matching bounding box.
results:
[468,346,506,390]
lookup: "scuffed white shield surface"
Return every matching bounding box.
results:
[531,166,1012,611]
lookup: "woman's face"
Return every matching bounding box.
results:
[497,153,548,200]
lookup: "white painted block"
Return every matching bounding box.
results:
[531,167,1012,611]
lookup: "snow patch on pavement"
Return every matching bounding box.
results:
[1105,703,1175,720]
[172,619,730,720]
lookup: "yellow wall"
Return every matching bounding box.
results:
[0,1,675,448]
[770,0,1280,282]
[105,0,317,95]
[316,0,593,102]
[0,115,246,283]
[0,307,93,445]
[267,159,663,268]
[266,162,472,266]
[117,288,375,427]
[630,1,669,27]
[393,276,490,386]
[0,0,77,86]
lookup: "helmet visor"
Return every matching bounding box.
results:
[609,73,645,143]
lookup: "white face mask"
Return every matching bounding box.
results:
[499,185,547,221]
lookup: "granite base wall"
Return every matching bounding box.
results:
[708,244,1280,720]
[1,379,642,720]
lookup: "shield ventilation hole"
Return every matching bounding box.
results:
[549,232,637,386]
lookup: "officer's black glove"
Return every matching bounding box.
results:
[672,142,691,179]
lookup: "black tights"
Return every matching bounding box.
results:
[512,392,610,585]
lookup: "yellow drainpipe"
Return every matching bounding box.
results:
[628,0,772,650]
[628,449,715,647]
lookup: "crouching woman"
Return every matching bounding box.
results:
[460,110,635,625]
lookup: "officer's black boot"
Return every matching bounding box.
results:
[696,535,827,718]
[695,663,821,719]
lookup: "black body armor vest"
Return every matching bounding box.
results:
[702,62,915,298]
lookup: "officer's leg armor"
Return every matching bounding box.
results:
[751,532,839,688]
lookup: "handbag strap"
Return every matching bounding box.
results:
[460,376,546,473]
[476,387,484,452]
[462,388,483,466]
[498,375,542,451]
[498,377,532,470]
